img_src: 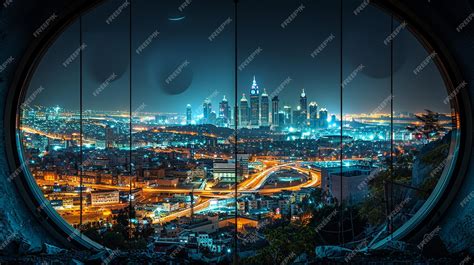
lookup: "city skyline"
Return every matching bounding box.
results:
[26,0,451,115]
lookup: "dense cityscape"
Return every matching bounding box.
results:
[20,76,454,263]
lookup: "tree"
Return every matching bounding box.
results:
[407,109,446,140]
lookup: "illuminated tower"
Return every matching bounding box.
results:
[203,98,212,124]
[250,76,260,127]
[300,88,308,125]
[319,108,328,129]
[309,102,318,128]
[219,96,231,124]
[186,104,192,125]
[105,125,115,149]
[283,105,292,126]
[261,88,269,126]
[239,94,249,128]
[272,96,280,127]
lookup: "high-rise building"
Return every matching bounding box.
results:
[250,76,260,127]
[300,89,308,122]
[209,111,217,125]
[272,96,280,127]
[294,106,302,128]
[105,125,116,149]
[203,98,212,124]
[219,96,230,126]
[309,102,318,128]
[261,88,269,126]
[319,108,329,129]
[186,104,192,125]
[331,114,337,124]
[240,94,249,128]
[283,105,292,126]
[278,111,285,127]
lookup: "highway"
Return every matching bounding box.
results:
[37,162,321,225]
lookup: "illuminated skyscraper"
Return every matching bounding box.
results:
[105,125,116,149]
[319,108,328,128]
[309,102,318,128]
[240,94,249,128]
[186,104,192,125]
[250,76,260,127]
[272,96,280,127]
[203,98,212,124]
[283,105,292,126]
[300,88,308,121]
[261,88,269,126]
[294,106,302,127]
[219,96,231,126]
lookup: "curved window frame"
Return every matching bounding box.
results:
[4,0,472,252]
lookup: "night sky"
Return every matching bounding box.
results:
[27,0,451,116]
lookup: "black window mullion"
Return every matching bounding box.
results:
[233,0,239,263]
[79,14,83,230]
[128,0,133,241]
[339,0,344,245]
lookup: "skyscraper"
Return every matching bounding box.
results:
[203,98,212,124]
[319,108,328,129]
[300,88,308,124]
[186,104,192,125]
[294,106,302,128]
[240,94,249,128]
[283,105,292,126]
[261,88,269,126]
[219,96,230,126]
[250,76,260,127]
[309,102,318,128]
[272,96,280,127]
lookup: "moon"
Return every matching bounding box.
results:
[168,16,186,21]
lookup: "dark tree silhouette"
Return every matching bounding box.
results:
[406,109,446,140]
